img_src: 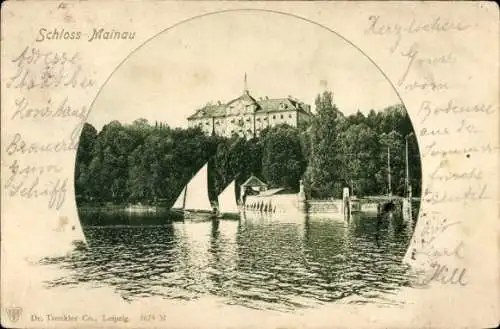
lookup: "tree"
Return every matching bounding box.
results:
[261,124,305,190]
[75,123,97,201]
[303,91,345,198]
[337,123,379,196]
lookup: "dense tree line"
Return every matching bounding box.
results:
[304,91,421,198]
[75,92,421,207]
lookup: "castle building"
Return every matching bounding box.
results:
[187,76,313,139]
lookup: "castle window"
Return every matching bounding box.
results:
[230,119,235,123]
[273,115,276,119]
[256,118,261,122]
[289,114,292,118]
[205,121,209,125]
[280,114,283,119]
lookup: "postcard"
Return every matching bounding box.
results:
[1,1,498,328]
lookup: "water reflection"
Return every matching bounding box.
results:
[40,209,416,311]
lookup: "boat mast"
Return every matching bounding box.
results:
[405,137,412,201]
[182,185,187,210]
[403,136,413,221]
[405,138,409,197]
[387,147,392,200]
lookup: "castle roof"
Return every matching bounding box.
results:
[256,97,309,114]
[188,75,311,120]
[189,96,311,120]
[187,104,226,120]
[227,91,260,107]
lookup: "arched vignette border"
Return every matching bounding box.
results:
[78,8,422,256]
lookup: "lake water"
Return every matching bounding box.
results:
[40,209,418,312]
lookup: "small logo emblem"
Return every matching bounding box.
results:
[6,306,23,323]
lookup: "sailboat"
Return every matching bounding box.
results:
[172,163,215,221]
[217,180,240,219]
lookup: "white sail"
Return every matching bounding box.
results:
[172,186,186,209]
[184,163,213,211]
[218,180,239,214]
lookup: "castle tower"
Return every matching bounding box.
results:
[243,73,248,94]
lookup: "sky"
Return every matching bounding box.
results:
[89,11,401,131]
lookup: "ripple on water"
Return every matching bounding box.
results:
[39,212,416,311]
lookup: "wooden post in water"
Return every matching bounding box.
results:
[297,179,306,212]
[342,187,350,221]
